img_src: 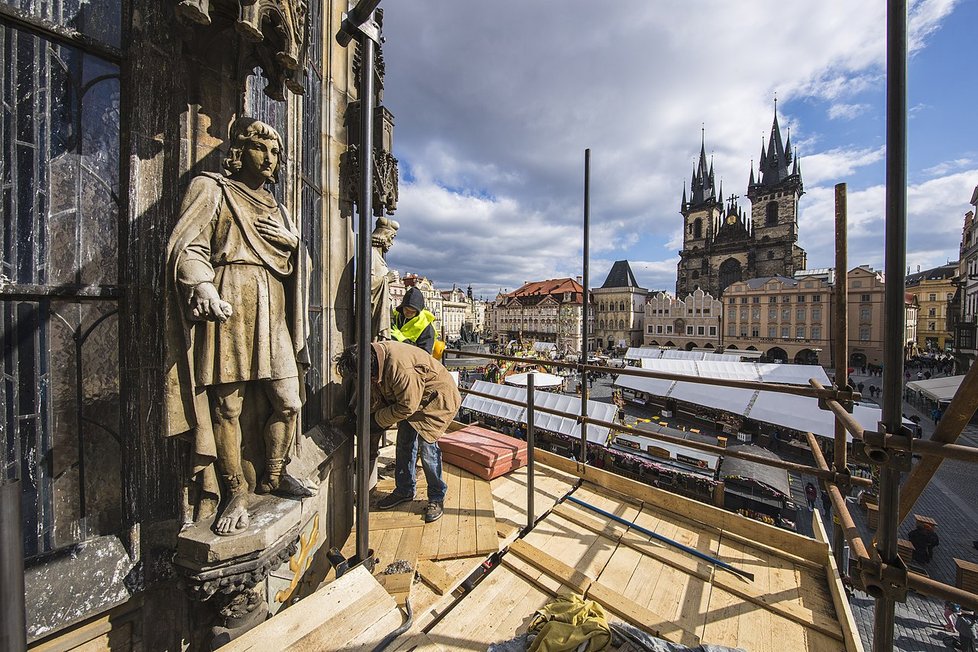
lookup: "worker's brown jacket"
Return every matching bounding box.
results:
[370,340,461,443]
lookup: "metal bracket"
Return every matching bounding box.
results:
[326,546,375,579]
[858,555,910,604]
[336,0,383,47]
[831,467,853,494]
[863,422,913,470]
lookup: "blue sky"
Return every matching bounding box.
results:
[379,0,977,299]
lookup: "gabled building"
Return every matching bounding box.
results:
[676,105,807,298]
[592,260,647,351]
[492,278,591,354]
[906,262,958,352]
[440,285,469,342]
[644,289,722,349]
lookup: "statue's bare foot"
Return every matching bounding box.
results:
[215,495,250,536]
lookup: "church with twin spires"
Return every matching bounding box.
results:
[675,106,807,298]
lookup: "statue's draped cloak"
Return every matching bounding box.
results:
[164,173,310,505]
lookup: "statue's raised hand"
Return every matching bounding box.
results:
[256,214,299,250]
[190,282,233,322]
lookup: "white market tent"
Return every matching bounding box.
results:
[906,375,964,404]
[461,380,617,445]
[532,341,558,356]
[504,372,564,388]
[623,347,747,362]
[613,358,885,441]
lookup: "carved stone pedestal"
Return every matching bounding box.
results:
[173,494,303,648]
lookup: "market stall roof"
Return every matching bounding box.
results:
[721,444,791,498]
[461,380,617,445]
[906,375,964,403]
[504,372,564,388]
[614,361,893,441]
[532,341,557,354]
[612,432,721,471]
[624,347,742,361]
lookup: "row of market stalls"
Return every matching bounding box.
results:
[624,347,764,362]
[459,378,799,529]
[906,374,964,406]
[614,358,889,444]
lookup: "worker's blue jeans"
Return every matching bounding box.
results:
[394,420,447,503]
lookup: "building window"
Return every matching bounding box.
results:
[709,326,716,336]
[765,201,778,226]
[728,324,736,337]
[691,270,699,279]
[861,294,871,302]
[813,294,822,302]
[687,326,694,335]
[703,308,710,315]
[740,297,748,304]
[781,326,790,339]
[782,296,791,303]
[768,326,777,338]
[698,326,705,335]
[796,326,805,339]
[860,326,871,340]
[740,308,748,320]
[656,325,663,334]
[929,293,937,302]
[782,308,791,321]
[852,280,862,288]
[796,308,805,320]
[797,295,805,303]
[740,327,748,337]
[751,327,760,337]
[812,326,821,340]
[928,308,936,317]
[666,325,673,334]
[861,306,872,321]
[729,297,736,304]
[768,308,777,320]
[929,322,936,331]
[812,307,822,321]
[1,26,123,557]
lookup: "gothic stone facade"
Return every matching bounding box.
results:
[676,110,807,299]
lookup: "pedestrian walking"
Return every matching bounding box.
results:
[907,521,940,564]
[956,609,976,652]
[820,489,831,518]
[805,482,817,510]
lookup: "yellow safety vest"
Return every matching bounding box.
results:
[391,308,438,344]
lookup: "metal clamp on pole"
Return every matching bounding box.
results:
[336,0,382,46]
[862,422,912,471]
[860,554,910,605]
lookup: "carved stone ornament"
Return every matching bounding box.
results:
[173,0,309,100]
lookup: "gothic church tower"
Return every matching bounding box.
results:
[675,104,807,298]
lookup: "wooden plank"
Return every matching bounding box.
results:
[377,572,414,607]
[813,505,867,652]
[416,559,455,596]
[368,509,425,530]
[536,449,827,563]
[455,469,478,558]
[225,566,397,652]
[588,581,700,647]
[474,471,499,555]
[506,539,594,594]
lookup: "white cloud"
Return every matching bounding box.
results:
[828,103,872,120]
[922,159,975,178]
[379,0,965,295]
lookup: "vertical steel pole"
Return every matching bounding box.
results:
[355,27,376,566]
[874,1,908,649]
[526,373,536,532]
[580,149,590,465]
[1,480,27,652]
[832,183,849,568]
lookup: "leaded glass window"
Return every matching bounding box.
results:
[0,23,121,557]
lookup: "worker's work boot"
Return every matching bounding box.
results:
[424,501,443,523]
[377,493,413,510]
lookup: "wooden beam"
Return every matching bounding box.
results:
[899,362,978,522]
[813,509,867,652]
[536,450,828,563]
[416,560,456,596]
[506,539,593,595]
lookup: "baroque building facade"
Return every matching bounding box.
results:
[592,260,647,351]
[492,278,591,354]
[954,195,978,371]
[906,262,958,352]
[676,108,807,299]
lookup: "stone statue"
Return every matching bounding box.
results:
[370,216,399,341]
[164,117,312,537]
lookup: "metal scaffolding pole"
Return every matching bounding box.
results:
[0,480,26,652]
[337,0,383,568]
[832,183,849,568]
[580,149,590,466]
[526,373,536,533]
[875,0,909,649]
